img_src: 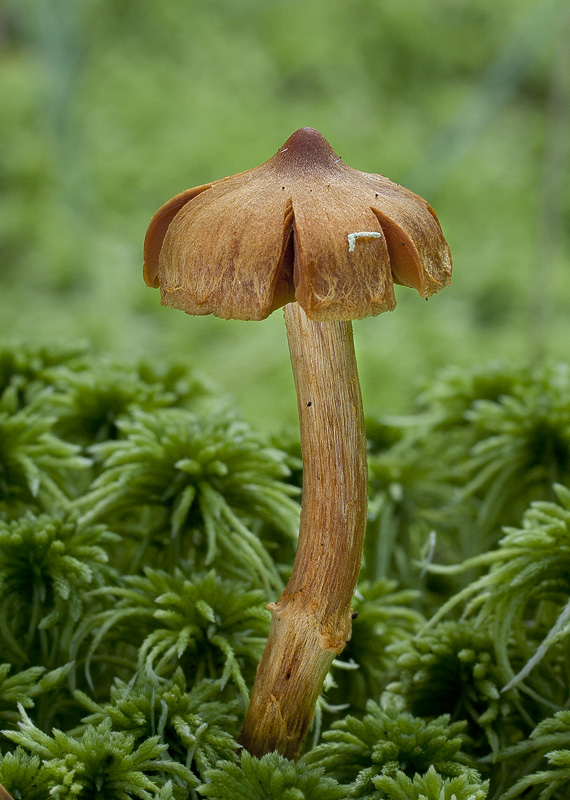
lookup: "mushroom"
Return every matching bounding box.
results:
[143,127,452,759]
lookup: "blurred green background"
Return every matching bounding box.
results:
[1,0,569,431]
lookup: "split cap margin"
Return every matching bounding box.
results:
[143,127,452,322]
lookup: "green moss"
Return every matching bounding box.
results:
[0,348,569,799]
[199,751,346,800]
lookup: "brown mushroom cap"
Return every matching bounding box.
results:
[144,127,452,322]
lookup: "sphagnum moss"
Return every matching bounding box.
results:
[0,346,569,799]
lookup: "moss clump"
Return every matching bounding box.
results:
[1,349,570,799]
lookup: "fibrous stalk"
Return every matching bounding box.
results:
[238,301,368,759]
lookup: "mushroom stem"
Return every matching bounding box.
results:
[238,301,368,760]
[0,783,14,800]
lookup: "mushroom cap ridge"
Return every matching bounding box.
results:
[144,127,452,322]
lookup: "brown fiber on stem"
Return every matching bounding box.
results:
[143,127,452,759]
[238,302,368,757]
